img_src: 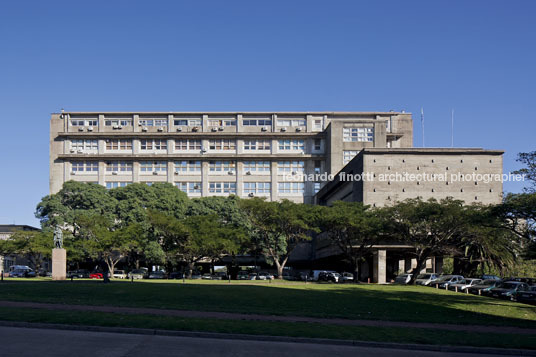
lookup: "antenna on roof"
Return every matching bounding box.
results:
[451,109,454,147]
[421,107,425,147]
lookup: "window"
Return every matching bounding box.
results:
[277,119,306,126]
[278,140,304,151]
[314,161,321,174]
[343,151,359,164]
[209,161,236,173]
[243,161,271,173]
[71,161,98,172]
[176,182,202,194]
[343,127,374,142]
[244,182,271,195]
[314,139,321,151]
[105,119,132,126]
[154,119,168,127]
[174,119,202,126]
[242,119,272,126]
[278,182,305,194]
[140,161,167,172]
[138,119,154,126]
[209,139,236,151]
[208,119,236,126]
[277,161,304,173]
[313,119,322,131]
[175,139,201,151]
[71,139,98,151]
[174,161,201,173]
[106,139,132,150]
[106,182,130,189]
[209,182,236,194]
[314,182,321,194]
[70,119,98,126]
[244,139,271,151]
[106,161,133,172]
[141,139,167,150]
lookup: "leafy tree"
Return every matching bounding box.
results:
[320,202,384,281]
[149,211,246,278]
[513,151,536,192]
[240,198,321,279]
[385,198,468,284]
[0,231,53,272]
[35,181,117,229]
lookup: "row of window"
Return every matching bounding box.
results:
[72,160,312,173]
[71,139,322,152]
[343,127,374,142]
[71,118,323,129]
[102,181,313,194]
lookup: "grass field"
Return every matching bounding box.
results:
[0,279,535,349]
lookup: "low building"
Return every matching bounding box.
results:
[313,148,504,283]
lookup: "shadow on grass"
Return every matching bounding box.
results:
[0,280,534,329]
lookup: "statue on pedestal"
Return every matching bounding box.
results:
[53,226,63,249]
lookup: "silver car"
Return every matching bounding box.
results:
[394,273,412,284]
[415,273,440,286]
[448,278,482,292]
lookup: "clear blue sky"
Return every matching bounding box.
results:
[0,0,534,226]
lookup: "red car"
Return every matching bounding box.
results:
[90,272,103,279]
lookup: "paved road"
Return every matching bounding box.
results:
[0,326,511,357]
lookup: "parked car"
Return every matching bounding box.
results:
[257,272,274,280]
[514,285,536,305]
[90,271,104,279]
[201,273,213,280]
[394,273,412,285]
[481,274,501,281]
[190,272,202,279]
[9,268,36,278]
[447,278,482,292]
[415,273,440,286]
[237,271,249,280]
[149,271,166,279]
[128,269,147,280]
[112,270,127,279]
[434,275,465,288]
[73,269,90,278]
[341,272,354,283]
[169,272,184,279]
[326,272,341,283]
[504,277,536,285]
[248,273,258,280]
[467,279,502,295]
[213,272,228,280]
[483,281,530,300]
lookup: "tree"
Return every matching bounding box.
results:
[320,202,384,281]
[386,198,468,284]
[240,198,321,279]
[0,231,53,272]
[148,211,246,278]
[513,151,536,192]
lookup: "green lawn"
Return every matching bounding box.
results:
[1,279,535,328]
[0,306,535,350]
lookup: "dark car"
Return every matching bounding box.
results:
[467,279,502,295]
[237,271,249,280]
[169,272,184,279]
[68,269,90,278]
[148,271,166,279]
[483,281,529,300]
[9,268,36,278]
[514,285,536,305]
[481,274,501,281]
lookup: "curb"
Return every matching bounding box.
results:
[0,320,534,356]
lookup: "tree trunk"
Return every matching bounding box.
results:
[408,253,428,284]
[186,261,195,279]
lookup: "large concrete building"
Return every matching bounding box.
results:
[49,111,413,202]
[49,111,504,283]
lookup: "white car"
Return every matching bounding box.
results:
[435,275,465,288]
[415,273,441,286]
[394,274,412,284]
[448,278,482,292]
[112,270,127,279]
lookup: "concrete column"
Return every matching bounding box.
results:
[202,114,209,132]
[133,162,140,183]
[202,161,209,197]
[167,114,173,132]
[133,114,140,132]
[98,114,105,133]
[433,256,444,274]
[270,161,278,202]
[372,249,387,284]
[98,161,105,186]
[237,114,243,133]
[398,259,405,274]
[236,161,243,197]
[167,161,174,183]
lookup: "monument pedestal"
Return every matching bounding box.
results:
[52,248,66,280]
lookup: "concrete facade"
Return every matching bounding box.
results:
[49,111,412,203]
